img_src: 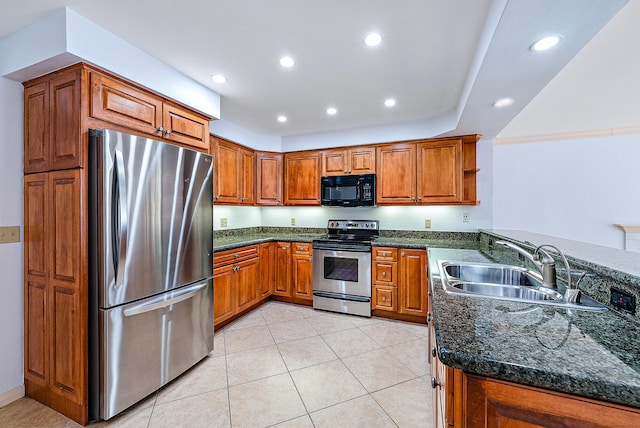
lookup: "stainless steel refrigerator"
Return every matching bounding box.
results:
[88,129,214,421]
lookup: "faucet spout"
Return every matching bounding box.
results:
[495,240,580,302]
[495,240,557,289]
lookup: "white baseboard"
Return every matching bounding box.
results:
[0,385,25,408]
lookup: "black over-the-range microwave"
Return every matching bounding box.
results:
[320,174,376,207]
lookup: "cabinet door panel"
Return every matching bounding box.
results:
[24,175,48,277]
[417,140,462,204]
[256,153,283,205]
[376,144,416,204]
[50,173,81,282]
[349,147,375,174]
[273,243,292,296]
[236,258,259,312]
[50,285,83,402]
[50,70,83,170]
[163,105,209,151]
[24,83,49,173]
[241,149,255,204]
[292,254,313,301]
[48,169,86,406]
[322,150,347,176]
[258,243,275,298]
[399,249,428,316]
[213,265,234,326]
[25,280,47,384]
[284,152,321,205]
[214,139,242,203]
[90,72,162,135]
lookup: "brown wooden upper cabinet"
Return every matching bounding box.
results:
[284,151,321,205]
[256,152,283,205]
[24,67,84,173]
[321,146,376,176]
[376,135,479,205]
[212,136,255,205]
[90,72,210,152]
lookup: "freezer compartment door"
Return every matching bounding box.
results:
[99,279,213,420]
[93,129,213,308]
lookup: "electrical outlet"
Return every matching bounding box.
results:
[290,217,296,226]
[424,219,432,228]
[220,218,228,227]
[462,212,470,222]
[611,287,636,314]
[0,226,20,244]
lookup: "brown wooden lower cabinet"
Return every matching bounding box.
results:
[273,242,292,296]
[463,374,640,427]
[212,245,260,328]
[292,243,313,302]
[258,243,275,298]
[23,169,88,425]
[429,364,640,427]
[372,246,428,322]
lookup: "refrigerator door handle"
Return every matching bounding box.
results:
[123,282,208,317]
[113,147,128,287]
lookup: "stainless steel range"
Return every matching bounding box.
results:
[312,219,379,317]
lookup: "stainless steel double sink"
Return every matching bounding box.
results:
[438,261,607,311]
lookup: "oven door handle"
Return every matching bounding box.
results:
[313,291,371,303]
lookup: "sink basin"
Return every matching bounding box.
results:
[442,262,542,287]
[450,282,563,301]
[438,261,607,311]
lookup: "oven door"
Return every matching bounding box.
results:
[312,248,371,297]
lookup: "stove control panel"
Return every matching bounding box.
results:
[328,220,379,230]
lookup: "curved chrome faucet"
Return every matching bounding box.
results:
[495,240,581,303]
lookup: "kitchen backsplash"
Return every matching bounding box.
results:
[213,205,492,232]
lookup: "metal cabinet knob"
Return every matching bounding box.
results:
[431,346,436,358]
[382,296,387,302]
[234,254,239,259]
[427,312,432,322]
[308,258,312,262]
[382,271,387,277]
[401,252,405,257]
[381,251,387,256]
[431,377,441,389]
[164,129,171,136]
[157,126,164,133]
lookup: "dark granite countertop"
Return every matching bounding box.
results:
[213,229,480,252]
[428,247,640,409]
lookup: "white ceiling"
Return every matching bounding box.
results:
[0,0,629,139]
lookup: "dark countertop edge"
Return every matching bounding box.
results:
[428,247,640,409]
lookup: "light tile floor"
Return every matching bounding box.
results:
[0,301,434,427]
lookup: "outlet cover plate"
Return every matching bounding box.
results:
[0,226,20,244]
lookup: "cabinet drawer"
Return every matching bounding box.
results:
[373,261,396,285]
[373,285,396,311]
[214,245,259,268]
[373,247,398,261]
[292,242,312,255]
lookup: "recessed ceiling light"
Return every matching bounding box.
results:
[326,107,337,115]
[384,98,396,107]
[364,33,382,47]
[280,56,295,67]
[211,74,227,83]
[530,35,562,51]
[277,115,287,122]
[492,98,514,108]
